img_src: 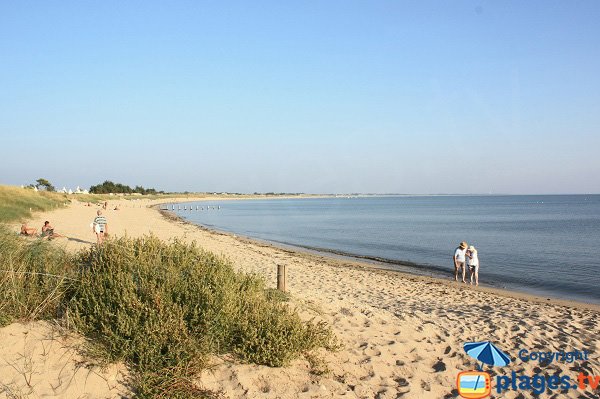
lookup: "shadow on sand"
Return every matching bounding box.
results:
[67,237,94,245]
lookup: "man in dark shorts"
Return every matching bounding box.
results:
[41,221,64,239]
[92,210,108,245]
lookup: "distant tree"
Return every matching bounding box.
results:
[89,180,160,194]
[35,178,55,192]
[90,180,120,194]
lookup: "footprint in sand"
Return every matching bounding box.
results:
[432,359,446,372]
[359,370,375,381]
[339,307,353,316]
[442,389,460,399]
[359,356,371,365]
[364,347,382,357]
[394,376,409,388]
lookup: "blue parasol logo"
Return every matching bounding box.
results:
[463,341,511,369]
[457,341,510,398]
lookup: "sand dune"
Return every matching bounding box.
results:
[3,198,599,399]
[0,321,127,398]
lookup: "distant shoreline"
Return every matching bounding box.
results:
[155,202,600,312]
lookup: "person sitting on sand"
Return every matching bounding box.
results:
[41,221,64,239]
[454,241,468,283]
[20,223,37,236]
[467,245,480,286]
[92,210,108,245]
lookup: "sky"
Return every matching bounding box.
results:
[1,1,599,194]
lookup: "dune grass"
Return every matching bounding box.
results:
[0,185,172,217]
[0,225,75,326]
[0,227,337,398]
[0,185,69,223]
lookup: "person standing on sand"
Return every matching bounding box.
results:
[92,210,108,245]
[467,245,480,286]
[454,241,468,283]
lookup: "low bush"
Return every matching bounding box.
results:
[66,235,337,395]
[68,236,336,361]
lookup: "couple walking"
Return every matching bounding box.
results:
[454,241,479,285]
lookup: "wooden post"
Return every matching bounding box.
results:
[277,264,286,292]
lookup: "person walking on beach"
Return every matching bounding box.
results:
[454,241,468,283]
[92,210,108,245]
[467,245,480,286]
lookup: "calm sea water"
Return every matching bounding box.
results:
[171,195,600,304]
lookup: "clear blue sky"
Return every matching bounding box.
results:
[1,1,598,194]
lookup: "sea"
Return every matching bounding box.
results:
[169,195,600,304]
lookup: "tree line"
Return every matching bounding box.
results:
[24,178,163,195]
[89,180,162,195]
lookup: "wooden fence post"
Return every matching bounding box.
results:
[277,264,286,292]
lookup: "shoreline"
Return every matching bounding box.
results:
[156,205,600,312]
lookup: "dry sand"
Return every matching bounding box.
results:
[0,321,127,399]
[2,198,599,399]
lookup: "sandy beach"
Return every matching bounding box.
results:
[3,198,599,399]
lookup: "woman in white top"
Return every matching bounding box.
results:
[467,245,480,286]
[454,241,468,283]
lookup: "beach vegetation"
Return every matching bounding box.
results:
[0,185,67,223]
[0,226,337,397]
[0,225,74,326]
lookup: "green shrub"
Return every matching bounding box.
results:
[66,235,337,395]
[233,300,336,367]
